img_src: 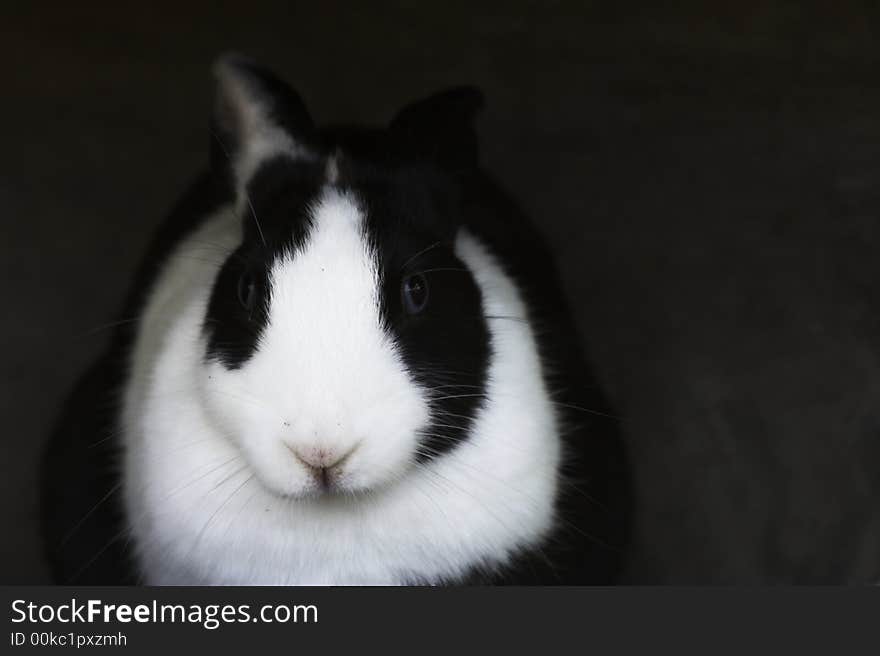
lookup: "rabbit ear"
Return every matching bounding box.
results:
[211,53,316,197]
[389,86,484,173]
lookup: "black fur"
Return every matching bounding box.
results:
[41,59,631,585]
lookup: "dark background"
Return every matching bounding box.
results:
[3,2,880,583]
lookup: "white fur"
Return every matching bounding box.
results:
[122,182,561,585]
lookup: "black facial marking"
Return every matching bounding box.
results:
[393,244,491,460]
[203,157,324,368]
[332,145,491,461]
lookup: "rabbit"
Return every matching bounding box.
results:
[41,54,631,585]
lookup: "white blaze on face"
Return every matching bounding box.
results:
[203,188,430,496]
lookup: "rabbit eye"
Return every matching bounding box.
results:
[402,274,429,315]
[237,272,257,311]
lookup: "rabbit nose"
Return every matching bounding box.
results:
[286,444,357,487]
[291,447,346,471]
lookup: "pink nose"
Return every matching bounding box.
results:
[291,447,345,471]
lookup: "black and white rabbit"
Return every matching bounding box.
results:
[42,55,631,585]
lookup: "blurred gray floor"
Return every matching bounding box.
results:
[2,2,880,583]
